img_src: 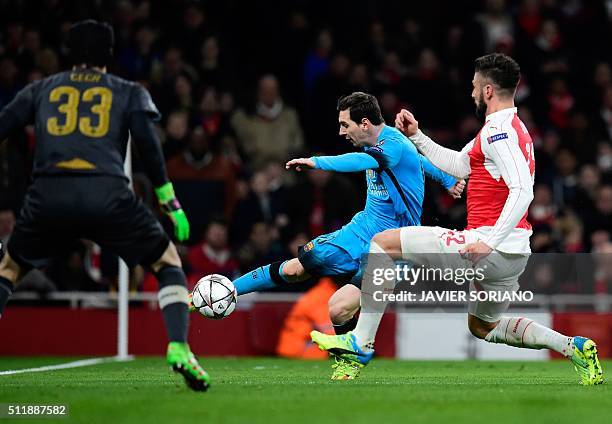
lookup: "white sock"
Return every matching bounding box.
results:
[485,317,574,357]
[352,241,396,353]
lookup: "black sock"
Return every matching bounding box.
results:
[0,276,14,317]
[333,316,357,335]
[155,266,189,343]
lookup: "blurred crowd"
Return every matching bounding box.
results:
[0,0,611,294]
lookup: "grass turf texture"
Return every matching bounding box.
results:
[1,357,610,424]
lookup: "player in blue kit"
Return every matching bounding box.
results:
[209,92,464,378]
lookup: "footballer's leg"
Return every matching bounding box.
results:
[472,314,603,385]
[231,257,311,296]
[327,284,363,380]
[0,178,61,318]
[311,226,471,377]
[328,284,360,334]
[95,177,209,391]
[230,231,362,296]
[149,243,210,391]
[311,229,401,375]
[469,288,603,385]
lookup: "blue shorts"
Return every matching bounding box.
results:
[297,226,369,286]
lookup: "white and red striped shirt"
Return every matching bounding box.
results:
[411,106,535,254]
[465,107,534,253]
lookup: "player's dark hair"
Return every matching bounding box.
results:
[337,92,384,125]
[474,53,520,97]
[68,20,114,68]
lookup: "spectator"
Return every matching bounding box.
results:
[593,242,612,294]
[366,21,388,68]
[379,90,405,125]
[534,20,567,75]
[162,110,190,159]
[166,127,237,233]
[374,51,406,88]
[231,74,304,169]
[287,168,360,238]
[197,87,231,141]
[171,73,195,114]
[179,3,208,65]
[583,185,612,250]
[403,48,454,131]
[35,48,60,76]
[187,219,239,285]
[237,222,284,273]
[309,53,351,152]
[476,0,513,52]
[573,164,601,221]
[593,63,611,92]
[198,36,233,90]
[595,85,612,140]
[530,184,557,227]
[516,0,542,40]
[547,77,574,129]
[596,142,612,175]
[117,24,161,80]
[348,63,371,93]
[150,47,197,117]
[46,241,97,291]
[303,29,333,93]
[16,29,42,72]
[231,169,286,244]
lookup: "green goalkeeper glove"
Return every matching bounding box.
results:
[155,182,190,242]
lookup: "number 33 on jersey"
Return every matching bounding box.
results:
[2,69,160,176]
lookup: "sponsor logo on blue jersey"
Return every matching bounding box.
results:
[303,241,314,252]
[366,169,388,197]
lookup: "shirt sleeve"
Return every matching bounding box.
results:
[312,152,379,172]
[420,154,457,190]
[409,130,472,179]
[128,83,161,121]
[129,111,168,187]
[480,127,534,249]
[0,83,36,141]
[363,136,403,169]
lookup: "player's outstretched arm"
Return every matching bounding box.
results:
[286,152,379,173]
[396,109,471,179]
[129,111,190,241]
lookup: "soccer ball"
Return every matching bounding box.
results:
[191,274,237,319]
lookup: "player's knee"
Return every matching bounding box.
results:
[0,252,22,283]
[281,258,305,279]
[467,314,497,339]
[151,242,181,272]
[371,230,400,254]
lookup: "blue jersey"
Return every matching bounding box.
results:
[311,125,455,259]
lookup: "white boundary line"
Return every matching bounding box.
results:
[0,355,135,376]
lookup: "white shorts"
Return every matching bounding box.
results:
[399,226,529,322]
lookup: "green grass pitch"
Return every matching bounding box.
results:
[1,357,610,424]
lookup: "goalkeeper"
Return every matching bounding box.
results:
[0,20,208,392]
